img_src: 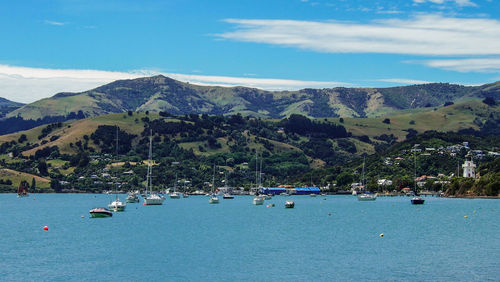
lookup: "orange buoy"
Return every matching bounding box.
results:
[43,226,48,231]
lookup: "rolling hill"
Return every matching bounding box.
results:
[7,75,499,120]
[0,97,24,118]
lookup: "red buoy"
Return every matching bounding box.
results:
[43,226,48,231]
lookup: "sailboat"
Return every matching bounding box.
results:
[209,164,219,204]
[125,191,140,203]
[108,126,127,211]
[144,131,165,205]
[253,153,265,205]
[357,157,376,201]
[170,173,181,199]
[17,180,29,197]
[411,146,425,205]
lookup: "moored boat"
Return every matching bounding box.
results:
[125,192,140,203]
[285,200,295,208]
[253,196,264,205]
[143,131,164,206]
[108,196,126,211]
[17,180,29,197]
[357,193,377,201]
[89,207,113,218]
[223,193,234,199]
[411,196,425,205]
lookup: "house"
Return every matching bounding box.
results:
[377,179,393,186]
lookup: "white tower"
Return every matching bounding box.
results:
[462,153,476,178]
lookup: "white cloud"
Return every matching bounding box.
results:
[0,65,349,103]
[375,78,433,84]
[44,20,66,26]
[413,0,476,6]
[416,58,500,73]
[218,14,500,56]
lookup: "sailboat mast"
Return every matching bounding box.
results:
[414,147,417,193]
[212,164,216,194]
[147,130,153,194]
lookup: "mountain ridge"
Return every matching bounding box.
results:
[6,75,500,120]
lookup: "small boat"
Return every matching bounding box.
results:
[263,194,272,200]
[89,208,113,218]
[285,201,295,208]
[125,192,140,203]
[411,196,425,205]
[209,194,220,204]
[253,196,264,205]
[208,165,219,204]
[310,193,317,197]
[280,192,290,196]
[108,196,126,211]
[17,180,29,197]
[143,131,164,206]
[182,193,189,198]
[357,193,377,201]
[410,146,425,205]
[223,193,234,199]
[170,192,181,199]
[352,190,357,196]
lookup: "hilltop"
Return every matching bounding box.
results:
[0,97,24,118]
[6,75,499,120]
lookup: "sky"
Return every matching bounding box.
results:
[1,0,499,103]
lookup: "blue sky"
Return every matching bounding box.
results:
[1,0,499,103]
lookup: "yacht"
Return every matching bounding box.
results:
[411,145,425,205]
[170,174,181,199]
[209,165,219,204]
[253,196,264,205]
[108,196,127,211]
[125,192,140,203]
[144,131,164,206]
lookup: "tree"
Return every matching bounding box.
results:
[382,118,391,124]
[38,160,49,176]
[31,177,36,191]
[482,97,496,106]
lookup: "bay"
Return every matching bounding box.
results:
[1,194,498,281]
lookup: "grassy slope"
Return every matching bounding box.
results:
[336,100,496,140]
[0,100,497,158]
[0,168,51,189]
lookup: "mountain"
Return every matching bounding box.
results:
[6,75,500,120]
[0,97,24,118]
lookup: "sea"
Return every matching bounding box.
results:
[1,194,498,281]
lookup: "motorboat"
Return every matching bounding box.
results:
[169,192,181,199]
[285,201,295,208]
[89,207,113,218]
[108,196,126,211]
[357,193,377,201]
[310,193,317,197]
[411,196,425,205]
[223,193,234,199]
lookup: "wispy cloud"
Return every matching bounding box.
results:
[414,58,500,73]
[0,65,349,103]
[413,0,477,7]
[218,14,500,56]
[44,20,66,26]
[375,78,433,85]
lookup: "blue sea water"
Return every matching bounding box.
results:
[0,194,499,281]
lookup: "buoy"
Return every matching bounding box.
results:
[464,215,468,218]
[380,233,384,237]
[81,216,84,218]
[328,213,331,216]
[43,226,48,231]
